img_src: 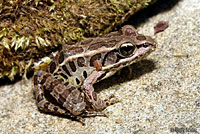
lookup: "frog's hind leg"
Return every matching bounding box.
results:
[33,71,85,125]
[33,71,70,115]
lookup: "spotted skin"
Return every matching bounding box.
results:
[33,25,156,124]
[34,71,107,124]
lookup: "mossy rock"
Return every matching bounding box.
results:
[0,0,156,80]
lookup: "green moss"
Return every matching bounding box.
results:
[0,0,157,80]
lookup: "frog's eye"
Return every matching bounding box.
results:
[119,43,136,57]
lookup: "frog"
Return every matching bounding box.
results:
[33,25,156,124]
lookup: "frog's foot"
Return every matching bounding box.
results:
[36,97,86,125]
[87,92,120,111]
[104,94,120,107]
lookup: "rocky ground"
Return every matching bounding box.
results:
[0,0,199,133]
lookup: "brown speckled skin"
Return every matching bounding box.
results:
[33,25,156,124]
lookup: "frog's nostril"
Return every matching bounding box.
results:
[143,42,151,48]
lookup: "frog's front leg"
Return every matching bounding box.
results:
[82,71,117,111]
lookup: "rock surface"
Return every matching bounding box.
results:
[0,0,200,133]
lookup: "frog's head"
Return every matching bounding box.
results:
[102,25,156,71]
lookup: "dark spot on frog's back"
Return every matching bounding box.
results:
[83,70,87,78]
[77,57,86,67]
[60,73,68,80]
[58,51,64,64]
[68,61,76,72]
[49,61,56,73]
[75,78,80,85]
[62,65,71,76]
[64,82,69,86]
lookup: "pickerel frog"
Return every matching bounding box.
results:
[33,25,156,124]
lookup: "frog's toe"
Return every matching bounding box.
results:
[105,95,120,106]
